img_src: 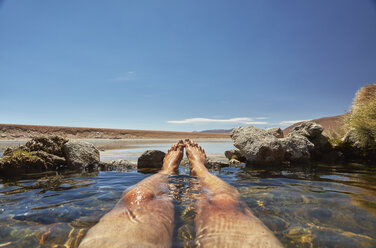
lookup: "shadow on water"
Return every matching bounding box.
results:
[0,162,375,247]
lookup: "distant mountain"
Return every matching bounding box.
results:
[199,129,233,133]
[283,114,345,138]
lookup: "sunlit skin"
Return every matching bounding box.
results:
[79,140,282,247]
[184,139,283,247]
[79,140,184,248]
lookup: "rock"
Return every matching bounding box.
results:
[342,129,361,148]
[0,149,47,174]
[99,159,137,171]
[224,149,246,162]
[288,121,323,138]
[230,126,285,165]
[288,121,331,159]
[25,136,68,157]
[137,150,166,169]
[30,151,66,170]
[35,175,63,190]
[280,135,314,162]
[63,141,100,169]
[229,158,241,166]
[205,159,229,170]
[266,127,284,138]
[3,147,19,157]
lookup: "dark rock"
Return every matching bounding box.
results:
[63,141,100,169]
[25,136,68,157]
[280,135,314,162]
[288,121,332,160]
[205,159,229,170]
[30,151,66,170]
[99,159,137,171]
[224,149,246,162]
[0,149,48,174]
[341,129,362,149]
[36,175,63,190]
[266,127,284,138]
[230,126,285,165]
[229,158,242,166]
[137,150,166,169]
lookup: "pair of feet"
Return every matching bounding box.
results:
[162,139,207,176]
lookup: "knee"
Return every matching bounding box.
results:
[210,193,238,209]
[123,187,155,208]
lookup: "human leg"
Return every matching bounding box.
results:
[185,139,283,248]
[79,141,184,248]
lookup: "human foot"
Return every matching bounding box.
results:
[161,140,184,174]
[184,139,208,177]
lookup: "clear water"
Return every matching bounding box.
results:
[0,142,376,247]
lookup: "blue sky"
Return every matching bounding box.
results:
[0,0,375,131]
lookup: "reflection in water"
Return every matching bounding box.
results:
[0,162,375,247]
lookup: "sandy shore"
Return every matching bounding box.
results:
[0,138,231,153]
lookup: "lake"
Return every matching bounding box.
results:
[0,140,375,247]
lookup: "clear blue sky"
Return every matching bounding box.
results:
[0,0,375,131]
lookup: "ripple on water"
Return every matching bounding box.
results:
[0,163,376,247]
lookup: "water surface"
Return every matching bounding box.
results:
[0,142,375,247]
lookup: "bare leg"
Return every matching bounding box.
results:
[185,139,283,248]
[79,141,185,248]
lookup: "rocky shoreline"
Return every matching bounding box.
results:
[226,121,375,166]
[1,120,374,178]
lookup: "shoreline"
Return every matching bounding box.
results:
[0,138,232,153]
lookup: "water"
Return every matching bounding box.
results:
[0,142,376,247]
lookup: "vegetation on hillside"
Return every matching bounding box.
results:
[344,83,376,149]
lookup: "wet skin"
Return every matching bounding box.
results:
[184,139,283,248]
[79,141,184,248]
[80,140,283,247]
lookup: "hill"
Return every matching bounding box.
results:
[0,124,230,140]
[199,129,233,133]
[283,114,345,138]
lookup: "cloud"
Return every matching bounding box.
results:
[255,117,269,120]
[167,117,268,125]
[279,120,310,125]
[110,71,137,81]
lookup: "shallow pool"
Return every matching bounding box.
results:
[0,142,375,247]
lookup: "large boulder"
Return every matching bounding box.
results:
[266,127,284,138]
[280,135,314,162]
[288,121,323,138]
[230,126,285,165]
[30,151,66,170]
[63,141,100,169]
[137,150,166,169]
[288,121,331,159]
[25,136,68,157]
[0,149,48,174]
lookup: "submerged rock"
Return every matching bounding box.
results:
[230,126,285,165]
[63,141,100,170]
[137,150,166,169]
